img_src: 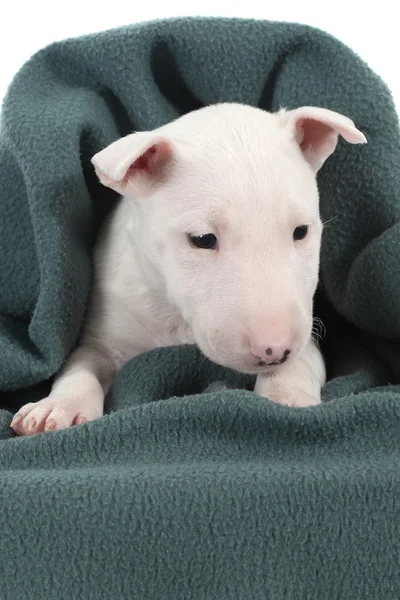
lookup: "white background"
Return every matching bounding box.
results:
[0,1,398,111]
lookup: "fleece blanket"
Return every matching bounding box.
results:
[1,16,400,600]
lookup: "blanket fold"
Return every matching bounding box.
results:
[1,17,400,599]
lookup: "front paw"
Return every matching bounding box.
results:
[10,395,103,436]
[269,390,321,408]
[254,377,321,408]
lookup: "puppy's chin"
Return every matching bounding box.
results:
[195,339,241,371]
[195,341,261,374]
[197,335,312,375]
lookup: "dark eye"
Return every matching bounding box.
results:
[188,233,218,250]
[293,225,309,241]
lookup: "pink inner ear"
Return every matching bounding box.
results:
[297,118,337,157]
[125,140,172,181]
[132,145,158,172]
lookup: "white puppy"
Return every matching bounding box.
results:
[11,103,366,436]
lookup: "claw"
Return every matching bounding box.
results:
[44,418,57,431]
[10,414,23,428]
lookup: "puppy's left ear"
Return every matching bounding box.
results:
[279,106,367,172]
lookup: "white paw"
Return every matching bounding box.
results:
[268,390,321,408]
[10,396,103,436]
[254,378,321,408]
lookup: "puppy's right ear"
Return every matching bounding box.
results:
[91,132,173,196]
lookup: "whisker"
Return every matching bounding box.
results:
[321,215,338,228]
[312,317,326,341]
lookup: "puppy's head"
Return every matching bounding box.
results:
[92,103,366,373]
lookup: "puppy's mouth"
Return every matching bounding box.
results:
[257,356,289,367]
[195,331,311,375]
[198,350,289,376]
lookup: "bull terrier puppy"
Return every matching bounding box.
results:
[11,103,366,435]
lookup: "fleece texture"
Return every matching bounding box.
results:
[1,17,400,600]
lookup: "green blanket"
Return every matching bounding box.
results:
[1,16,400,599]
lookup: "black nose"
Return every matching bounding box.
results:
[265,348,291,359]
[258,348,291,368]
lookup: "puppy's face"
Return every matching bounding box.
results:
[92,103,366,373]
[147,126,322,373]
